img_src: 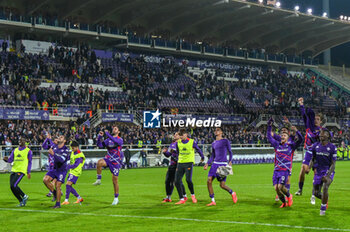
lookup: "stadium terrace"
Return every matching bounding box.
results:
[1,0,350,231]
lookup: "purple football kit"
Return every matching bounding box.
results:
[46,145,70,183]
[310,142,337,185]
[267,125,302,186]
[42,138,56,172]
[163,142,179,167]
[207,139,233,182]
[97,132,124,176]
[300,105,321,165]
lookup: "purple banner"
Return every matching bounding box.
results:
[288,118,304,126]
[102,113,134,122]
[118,51,241,71]
[57,108,84,117]
[1,109,49,120]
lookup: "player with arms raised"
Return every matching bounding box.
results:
[295,97,323,205]
[92,126,124,206]
[267,118,302,208]
[271,119,302,201]
[45,135,70,208]
[204,127,237,206]
[42,133,58,197]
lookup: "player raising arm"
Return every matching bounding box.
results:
[45,135,70,208]
[296,97,323,200]
[271,119,302,201]
[42,133,58,197]
[267,118,302,208]
[92,126,124,206]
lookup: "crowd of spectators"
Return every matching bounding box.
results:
[0,121,348,151]
[0,44,348,118]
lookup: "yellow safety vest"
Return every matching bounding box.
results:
[69,151,86,177]
[156,140,162,148]
[178,139,195,164]
[138,140,143,148]
[11,147,30,175]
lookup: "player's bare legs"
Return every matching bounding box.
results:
[296,164,309,196]
[43,175,54,192]
[93,159,107,185]
[277,175,291,201]
[52,181,63,208]
[111,175,119,205]
[207,177,214,196]
[113,175,119,195]
[278,184,293,207]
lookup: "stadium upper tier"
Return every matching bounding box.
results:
[0,46,348,117]
[1,0,350,58]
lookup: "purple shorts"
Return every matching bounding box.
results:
[208,163,227,182]
[313,171,335,185]
[272,170,289,186]
[104,158,120,176]
[46,170,67,183]
[67,174,79,184]
[48,163,54,171]
[302,150,313,165]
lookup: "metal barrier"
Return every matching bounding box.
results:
[0,143,280,172]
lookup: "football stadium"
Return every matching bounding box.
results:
[1,0,350,231]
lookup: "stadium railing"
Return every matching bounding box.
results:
[0,8,320,67]
[0,143,307,172]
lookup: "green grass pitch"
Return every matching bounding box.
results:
[0,162,349,232]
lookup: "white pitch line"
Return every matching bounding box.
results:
[0,208,349,231]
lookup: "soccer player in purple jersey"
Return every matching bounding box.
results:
[271,122,301,201]
[42,134,58,197]
[267,118,303,208]
[161,132,187,203]
[44,135,71,208]
[309,129,336,215]
[92,126,124,205]
[204,127,237,206]
[295,98,323,202]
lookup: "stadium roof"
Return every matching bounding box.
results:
[3,0,350,57]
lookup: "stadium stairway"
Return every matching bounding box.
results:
[305,68,350,100]
[317,65,350,91]
[133,111,142,127]
[81,110,102,129]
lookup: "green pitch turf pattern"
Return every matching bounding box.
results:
[0,162,350,232]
